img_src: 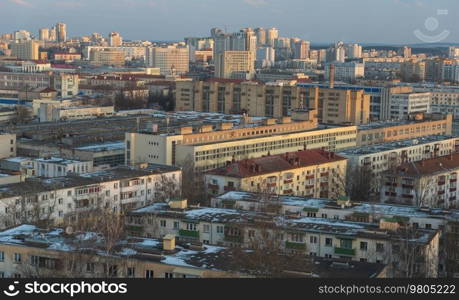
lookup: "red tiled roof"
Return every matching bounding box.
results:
[393,153,459,177]
[206,149,346,178]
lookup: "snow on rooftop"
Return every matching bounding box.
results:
[184,208,241,220]
[291,217,366,229]
[132,202,170,213]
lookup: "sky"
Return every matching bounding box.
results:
[0,0,458,44]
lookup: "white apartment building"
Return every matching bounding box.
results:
[325,62,365,82]
[126,202,440,277]
[33,157,94,178]
[0,165,181,229]
[339,135,459,192]
[83,46,146,61]
[145,45,189,75]
[430,91,459,118]
[0,134,16,159]
[389,92,431,120]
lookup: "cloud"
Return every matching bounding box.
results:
[8,0,33,7]
[243,0,268,7]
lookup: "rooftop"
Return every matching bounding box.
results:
[206,149,346,178]
[0,225,233,273]
[75,141,125,153]
[339,135,457,156]
[130,202,438,243]
[389,152,459,177]
[0,165,179,198]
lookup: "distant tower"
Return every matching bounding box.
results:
[109,32,123,47]
[56,23,67,42]
[39,28,49,41]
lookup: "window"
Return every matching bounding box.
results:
[86,263,94,273]
[310,236,318,244]
[127,267,135,277]
[186,223,197,231]
[165,272,174,278]
[31,255,39,266]
[340,239,352,249]
[216,226,224,234]
[0,251,4,261]
[360,242,368,251]
[203,224,210,233]
[14,253,21,263]
[173,221,179,229]
[425,224,432,229]
[145,270,154,279]
[325,238,333,247]
[160,220,166,227]
[376,243,384,253]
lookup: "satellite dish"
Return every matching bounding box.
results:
[65,226,74,235]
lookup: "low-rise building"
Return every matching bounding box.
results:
[33,157,94,177]
[0,165,181,229]
[126,201,440,277]
[380,153,459,209]
[126,116,358,172]
[357,114,453,146]
[204,149,347,199]
[39,104,115,122]
[0,225,242,278]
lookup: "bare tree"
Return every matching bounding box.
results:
[181,155,207,206]
[229,220,313,277]
[14,105,33,124]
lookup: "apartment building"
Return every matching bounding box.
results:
[324,62,365,82]
[317,88,370,125]
[0,134,16,159]
[215,51,255,79]
[84,46,146,61]
[126,201,440,277]
[204,149,347,199]
[0,225,241,278]
[10,40,39,60]
[0,165,181,229]
[388,92,431,120]
[175,79,316,117]
[340,135,459,188]
[430,91,459,119]
[357,114,453,146]
[145,45,189,75]
[89,48,125,67]
[381,153,459,209]
[126,116,357,172]
[33,157,94,177]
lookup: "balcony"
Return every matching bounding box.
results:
[402,194,414,199]
[125,225,143,232]
[334,247,355,256]
[179,229,199,238]
[224,186,236,192]
[207,183,219,190]
[438,190,446,195]
[285,241,306,250]
[320,172,329,177]
[267,182,277,187]
[306,175,315,180]
[450,179,457,184]
[450,188,457,193]
[438,181,446,186]
[224,235,243,243]
[284,179,293,184]
[283,189,293,195]
[402,184,414,189]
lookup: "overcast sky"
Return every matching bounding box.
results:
[0,0,458,44]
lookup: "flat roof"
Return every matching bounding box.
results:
[339,135,456,156]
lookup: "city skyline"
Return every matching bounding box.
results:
[1,0,458,44]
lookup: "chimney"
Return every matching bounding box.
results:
[329,64,335,89]
[163,234,176,251]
